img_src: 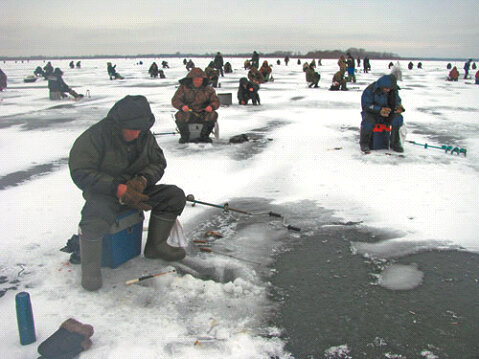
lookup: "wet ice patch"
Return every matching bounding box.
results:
[378,264,424,290]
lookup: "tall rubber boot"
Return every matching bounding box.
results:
[359,127,373,153]
[144,214,186,261]
[176,122,190,143]
[199,122,215,143]
[80,236,102,291]
[390,126,404,152]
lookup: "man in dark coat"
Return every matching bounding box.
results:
[464,59,472,79]
[363,57,371,73]
[48,68,83,100]
[213,52,224,77]
[238,77,260,105]
[171,68,220,143]
[107,62,124,80]
[251,51,260,69]
[346,54,356,83]
[69,95,186,291]
[284,55,290,66]
[0,68,7,91]
[43,62,54,76]
[148,62,159,78]
[360,75,405,153]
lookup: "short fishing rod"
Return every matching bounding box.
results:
[125,269,176,285]
[407,140,467,156]
[185,194,301,231]
[152,131,178,136]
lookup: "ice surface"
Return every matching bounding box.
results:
[1,57,478,357]
[377,263,424,290]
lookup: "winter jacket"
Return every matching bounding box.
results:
[338,56,347,71]
[213,54,224,69]
[305,66,319,82]
[171,68,220,112]
[361,75,402,114]
[0,68,7,89]
[259,61,272,77]
[247,67,265,84]
[449,67,459,80]
[332,70,345,84]
[237,77,260,103]
[69,95,165,197]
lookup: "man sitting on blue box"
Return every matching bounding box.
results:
[69,95,186,291]
[360,74,405,154]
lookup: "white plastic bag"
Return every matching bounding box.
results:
[166,218,186,248]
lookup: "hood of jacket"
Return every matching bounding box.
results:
[179,67,209,87]
[106,95,155,131]
[375,75,399,90]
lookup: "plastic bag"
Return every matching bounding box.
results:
[167,218,186,248]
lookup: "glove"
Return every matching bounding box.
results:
[181,105,190,112]
[119,185,152,211]
[205,105,213,112]
[126,176,147,193]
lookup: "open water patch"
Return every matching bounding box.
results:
[269,203,479,358]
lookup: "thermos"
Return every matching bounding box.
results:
[15,291,36,345]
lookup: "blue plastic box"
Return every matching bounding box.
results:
[101,210,144,268]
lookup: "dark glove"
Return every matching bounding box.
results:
[126,176,147,193]
[120,186,152,211]
[38,318,93,359]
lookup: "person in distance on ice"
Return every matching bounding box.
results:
[148,62,159,78]
[172,67,220,143]
[205,61,220,88]
[47,68,83,100]
[360,74,405,153]
[329,68,348,91]
[0,68,7,91]
[305,63,321,88]
[475,69,479,84]
[213,51,224,77]
[248,66,265,84]
[107,62,123,80]
[259,60,273,82]
[238,77,260,105]
[447,66,459,81]
[69,95,187,291]
[463,59,472,79]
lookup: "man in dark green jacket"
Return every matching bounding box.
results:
[69,95,186,291]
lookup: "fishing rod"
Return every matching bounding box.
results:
[407,140,467,156]
[125,269,176,285]
[185,194,301,231]
[198,247,262,265]
[152,131,178,136]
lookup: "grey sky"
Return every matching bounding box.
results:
[1,0,477,58]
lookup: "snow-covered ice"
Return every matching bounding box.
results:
[0,57,478,357]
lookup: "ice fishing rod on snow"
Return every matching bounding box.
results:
[152,131,178,136]
[407,140,467,156]
[185,194,301,232]
[125,269,176,285]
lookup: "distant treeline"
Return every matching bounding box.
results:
[1,48,400,61]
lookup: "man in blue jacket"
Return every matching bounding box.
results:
[360,74,405,153]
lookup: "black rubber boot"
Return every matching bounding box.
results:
[199,122,215,143]
[144,214,186,261]
[359,127,373,154]
[80,235,102,291]
[176,122,190,143]
[390,126,404,152]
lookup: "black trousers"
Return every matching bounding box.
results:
[79,184,185,238]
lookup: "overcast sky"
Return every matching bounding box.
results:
[1,0,477,58]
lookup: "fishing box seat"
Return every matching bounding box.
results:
[101,209,144,268]
[187,123,203,141]
[371,123,391,150]
[217,93,232,106]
